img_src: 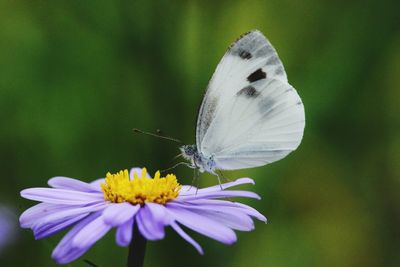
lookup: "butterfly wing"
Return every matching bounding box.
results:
[196,30,305,170]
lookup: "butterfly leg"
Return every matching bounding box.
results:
[195,169,201,194]
[216,170,235,201]
[216,170,231,182]
[215,172,224,190]
[191,161,201,194]
[187,168,199,192]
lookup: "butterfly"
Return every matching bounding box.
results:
[179,30,305,180]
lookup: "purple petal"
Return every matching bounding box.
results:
[90,178,105,189]
[180,178,255,196]
[31,202,108,230]
[34,213,89,240]
[48,177,99,192]
[129,168,150,179]
[116,218,134,247]
[21,188,104,205]
[166,205,237,244]
[193,210,253,231]
[145,202,169,225]
[180,185,198,195]
[177,190,261,201]
[54,247,87,265]
[71,214,112,249]
[136,204,167,240]
[170,222,203,254]
[20,203,61,228]
[52,212,101,264]
[229,202,267,222]
[172,199,267,222]
[102,203,139,226]
[167,202,254,231]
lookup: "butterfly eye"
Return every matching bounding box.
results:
[183,145,197,156]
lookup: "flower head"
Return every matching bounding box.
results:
[20,167,266,264]
[101,169,181,204]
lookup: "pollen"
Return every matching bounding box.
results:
[101,168,181,205]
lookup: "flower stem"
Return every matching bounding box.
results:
[127,223,147,267]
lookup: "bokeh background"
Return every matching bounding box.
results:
[1,0,399,266]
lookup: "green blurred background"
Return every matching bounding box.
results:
[1,0,399,266]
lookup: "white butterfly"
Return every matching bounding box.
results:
[180,30,305,178]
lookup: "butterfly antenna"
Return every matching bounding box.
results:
[132,128,183,144]
[160,162,193,173]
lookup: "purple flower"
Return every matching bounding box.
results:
[0,205,17,254]
[20,167,266,264]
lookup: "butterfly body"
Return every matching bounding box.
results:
[180,145,216,174]
[182,30,305,176]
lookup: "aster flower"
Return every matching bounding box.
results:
[20,167,266,265]
[0,205,17,254]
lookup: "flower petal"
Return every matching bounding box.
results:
[177,190,261,201]
[21,188,104,205]
[32,203,106,228]
[180,178,255,196]
[172,199,267,222]
[71,214,112,249]
[90,178,105,190]
[166,205,237,244]
[34,213,89,240]
[116,218,134,247]
[136,204,167,240]
[102,203,139,226]
[230,202,267,222]
[48,177,99,192]
[52,212,100,264]
[167,202,254,231]
[20,203,61,228]
[146,202,169,225]
[170,222,203,254]
[195,210,253,231]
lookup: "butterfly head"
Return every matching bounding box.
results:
[180,145,217,174]
[180,145,198,161]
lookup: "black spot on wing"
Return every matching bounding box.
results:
[239,49,252,59]
[228,33,255,59]
[247,68,266,83]
[236,85,260,98]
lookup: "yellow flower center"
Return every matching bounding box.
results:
[101,168,181,205]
